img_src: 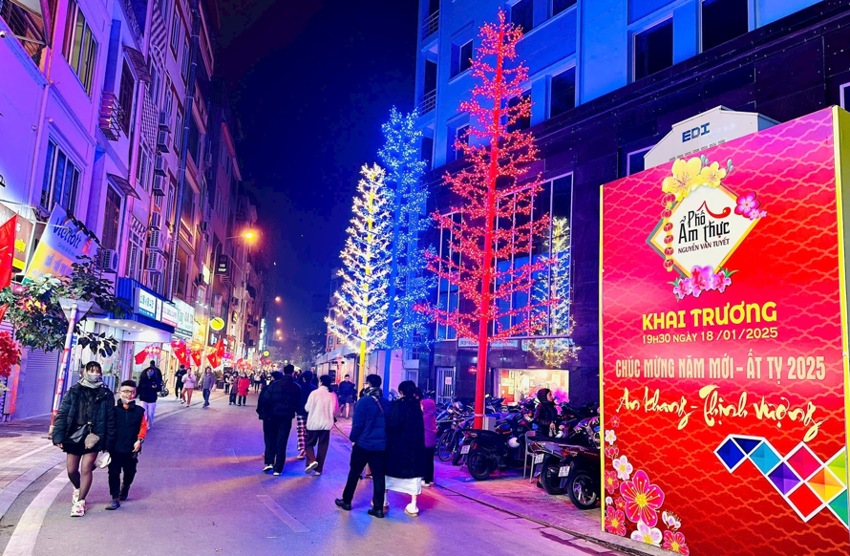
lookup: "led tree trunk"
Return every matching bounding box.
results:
[326,164,392,389]
[417,11,553,428]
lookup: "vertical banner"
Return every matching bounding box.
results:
[601,108,850,555]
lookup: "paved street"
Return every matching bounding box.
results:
[0,392,654,556]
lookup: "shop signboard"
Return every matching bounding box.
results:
[161,303,179,327]
[24,205,97,282]
[600,108,850,555]
[135,289,158,320]
[173,298,195,339]
[0,203,34,272]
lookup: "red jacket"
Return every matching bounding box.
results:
[237,376,251,396]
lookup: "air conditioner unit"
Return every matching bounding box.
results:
[158,111,170,130]
[152,174,166,197]
[154,155,166,177]
[156,128,170,153]
[146,251,162,271]
[148,272,162,292]
[99,248,119,273]
[147,229,162,251]
[150,212,162,230]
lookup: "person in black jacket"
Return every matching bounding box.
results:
[385,380,426,517]
[137,360,163,429]
[256,365,301,475]
[105,380,147,510]
[174,365,188,401]
[52,361,116,517]
[534,388,559,436]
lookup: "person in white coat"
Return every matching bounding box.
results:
[303,375,339,475]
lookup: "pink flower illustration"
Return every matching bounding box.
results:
[619,470,665,527]
[673,277,694,300]
[605,470,621,495]
[605,506,627,537]
[662,530,690,555]
[614,497,626,512]
[612,456,634,481]
[605,445,620,459]
[690,266,718,296]
[609,415,620,428]
[735,192,760,218]
[714,271,732,293]
[631,521,663,546]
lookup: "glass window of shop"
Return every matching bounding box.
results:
[435,212,462,341]
[497,368,570,404]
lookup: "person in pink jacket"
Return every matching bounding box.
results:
[419,389,437,486]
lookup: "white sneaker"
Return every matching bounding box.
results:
[70,500,86,517]
[71,489,80,504]
[263,465,273,473]
[305,461,319,474]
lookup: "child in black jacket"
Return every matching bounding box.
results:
[106,380,147,510]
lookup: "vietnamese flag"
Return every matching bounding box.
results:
[190,347,202,368]
[134,346,150,365]
[0,215,17,289]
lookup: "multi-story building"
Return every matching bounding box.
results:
[0,0,263,419]
[415,0,847,405]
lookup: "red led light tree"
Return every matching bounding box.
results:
[418,11,552,428]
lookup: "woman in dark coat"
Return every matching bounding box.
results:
[52,361,116,517]
[534,388,559,437]
[385,380,426,517]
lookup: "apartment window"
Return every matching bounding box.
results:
[102,186,122,250]
[136,146,151,192]
[126,223,144,280]
[170,7,180,53]
[63,1,97,93]
[634,18,673,81]
[447,123,469,163]
[174,110,183,152]
[511,0,534,33]
[421,136,434,170]
[841,83,850,110]
[181,184,195,226]
[164,76,173,117]
[702,0,748,52]
[552,0,576,16]
[626,147,652,176]
[507,92,531,132]
[451,40,473,77]
[40,140,80,214]
[118,61,135,134]
[549,67,575,118]
[167,180,176,225]
[181,37,190,83]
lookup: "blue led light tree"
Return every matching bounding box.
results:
[378,107,429,396]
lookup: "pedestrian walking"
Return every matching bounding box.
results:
[253,370,264,393]
[337,374,355,419]
[304,375,338,476]
[137,360,164,429]
[296,371,316,458]
[105,380,147,510]
[175,364,187,401]
[201,366,216,408]
[335,374,390,518]
[420,389,437,487]
[52,361,116,517]
[182,370,196,406]
[256,366,301,475]
[228,372,238,404]
[236,372,251,406]
[385,381,426,517]
[224,371,233,395]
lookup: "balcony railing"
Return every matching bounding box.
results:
[422,10,439,39]
[417,90,437,114]
[98,92,125,141]
[0,0,47,64]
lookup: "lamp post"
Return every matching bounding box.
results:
[48,298,93,435]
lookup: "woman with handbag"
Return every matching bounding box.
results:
[182,370,197,407]
[52,361,116,517]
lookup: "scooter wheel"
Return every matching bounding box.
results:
[567,471,599,510]
[466,450,494,480]
[539,457,568,495]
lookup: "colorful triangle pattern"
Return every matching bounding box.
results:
[715,435,849,528]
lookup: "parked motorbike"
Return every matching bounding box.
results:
[532,416,601,509]
[462,412,532,480]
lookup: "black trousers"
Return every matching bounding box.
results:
[107,451,138,498]
[342,445,386,510]
[174,384,183,398]
[423,447,436,483]
[304,429,330,473]
[263,418,293,473]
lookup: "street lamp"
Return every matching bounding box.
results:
[275,317,281,323]
[274,296,282,303]
[226,229,258,242]
[49,298,94,435]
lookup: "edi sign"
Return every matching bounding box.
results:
[600,107,850,555]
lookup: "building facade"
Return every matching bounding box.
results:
[0,0,263,419]
[414,0,846,405]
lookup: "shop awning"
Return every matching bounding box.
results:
[123,46,152,83]
[106,173,140,199]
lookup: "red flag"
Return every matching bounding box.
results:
[0,215,17,289]
[190,348,202,368]
[215,338,225,358]
[134,347,149,365]
[207,349,220,369]
[171,340,190,367]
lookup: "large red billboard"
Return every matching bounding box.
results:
[600,108,850,555]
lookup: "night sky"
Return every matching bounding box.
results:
[216,0,419,336]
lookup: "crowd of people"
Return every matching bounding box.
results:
[51,360,440,519]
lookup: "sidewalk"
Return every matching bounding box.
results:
[0,391,228,522]
[332,417,666,556]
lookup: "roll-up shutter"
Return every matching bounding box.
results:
[13,349,60,419]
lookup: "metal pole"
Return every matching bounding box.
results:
[48,304,77,436]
